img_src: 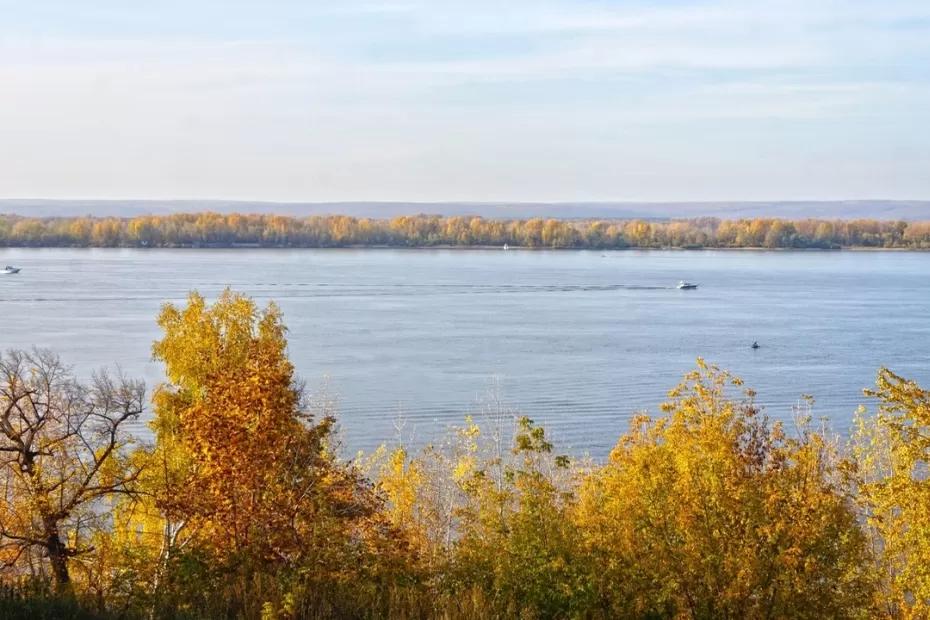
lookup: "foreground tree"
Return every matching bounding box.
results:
[576,360,875,618]
[853,368,930,617]
[117,290,415,617]
[375,410,588,618]
[448,416,589,617]
[0,349,144,589]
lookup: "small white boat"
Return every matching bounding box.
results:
[677,280,698,290]
[503,244,510,251]
[1,265,20,275]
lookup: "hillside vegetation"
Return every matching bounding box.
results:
[2,291,930,618]
[2,213,930,249]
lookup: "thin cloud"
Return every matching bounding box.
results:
[1,0,928,201]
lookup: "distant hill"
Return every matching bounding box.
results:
[2,199,928,220]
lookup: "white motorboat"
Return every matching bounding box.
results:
[1,265,21,275]
[677,280,698,289]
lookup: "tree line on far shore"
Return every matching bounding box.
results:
[2,212,930,249]
[3,290,930,618]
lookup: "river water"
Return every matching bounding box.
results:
[1,248,927,457]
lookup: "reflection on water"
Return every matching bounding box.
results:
[1,247,928,457]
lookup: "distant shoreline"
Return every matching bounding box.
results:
[2,212,929,251]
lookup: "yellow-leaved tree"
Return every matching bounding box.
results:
[374,412,587,618]
[0,349,144,591]
[853,368,930,618]
[575,359,875,618]
[447,416,588,617]
[114,290,415,617]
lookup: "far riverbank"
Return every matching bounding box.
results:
[2,213,929,250]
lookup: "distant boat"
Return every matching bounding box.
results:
[751,341,760,349]
[503,244,510,250]
[677,280,698,290]
[1,265,20,275]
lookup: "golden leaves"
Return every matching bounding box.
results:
[853,368,930,616]
[7,290,930,618]
[575,362,873,618]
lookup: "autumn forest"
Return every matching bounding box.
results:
[1,290,929,619]
[2,213,930,249]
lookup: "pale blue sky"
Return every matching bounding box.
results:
[1,0,928,201]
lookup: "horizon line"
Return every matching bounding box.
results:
[3,198,929,205]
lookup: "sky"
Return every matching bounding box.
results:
[1,0,929,202]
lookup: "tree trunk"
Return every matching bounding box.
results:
[44,519,71,589]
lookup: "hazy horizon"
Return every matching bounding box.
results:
[3,1,929,203]
[3,198,929,220]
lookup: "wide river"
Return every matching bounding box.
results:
[1,248,927,457]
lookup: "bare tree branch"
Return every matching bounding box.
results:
[0,348,145,588]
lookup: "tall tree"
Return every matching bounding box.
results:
[122,290,413,616]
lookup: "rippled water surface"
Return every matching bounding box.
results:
[1,248,927,457]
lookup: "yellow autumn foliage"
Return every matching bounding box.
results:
[575,360,874,618]
[6,291,930,619]
[853,368,930,618]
